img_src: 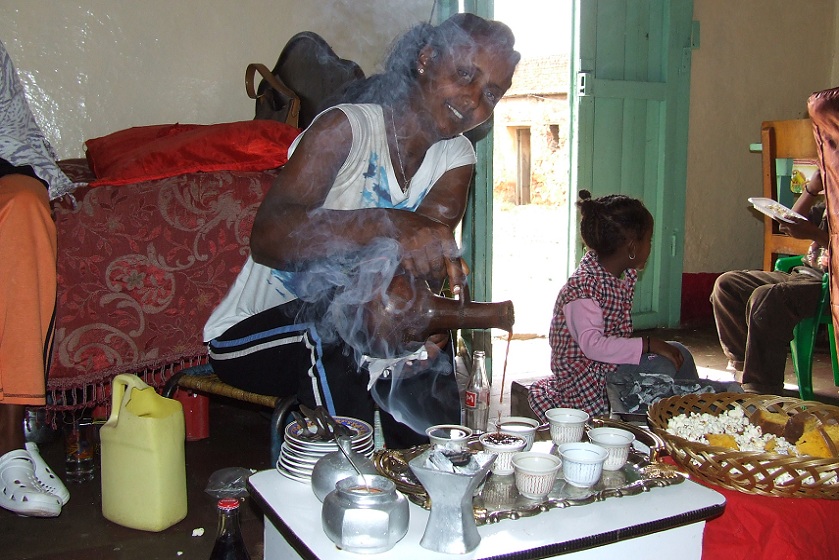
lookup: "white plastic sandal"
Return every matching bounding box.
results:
[0,449,62,517]
[25,442,70,505]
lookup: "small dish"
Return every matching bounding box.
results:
[748,197,807,224]
[558,442,608,488]
[545,408,589,445]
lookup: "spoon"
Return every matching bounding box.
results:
[334,435,372,487]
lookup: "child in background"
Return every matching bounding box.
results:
[527,190,701,421]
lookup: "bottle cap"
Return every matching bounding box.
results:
[217,498,241,511]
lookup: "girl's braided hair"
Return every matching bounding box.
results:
[338,13,520,106]
[577,190,653,257]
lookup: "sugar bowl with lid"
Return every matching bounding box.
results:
[321,474,409,554]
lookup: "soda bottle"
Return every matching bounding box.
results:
[464,350,490,433]
[209,498,251,560]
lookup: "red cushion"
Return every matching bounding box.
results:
[85,121,300,187]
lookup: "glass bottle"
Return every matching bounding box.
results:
[209,498,250,560]
[464,350,490,433]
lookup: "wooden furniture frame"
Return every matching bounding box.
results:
[760,119,818,270]
[162,364,298,464]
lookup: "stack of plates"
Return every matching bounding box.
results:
[276,416,374,483]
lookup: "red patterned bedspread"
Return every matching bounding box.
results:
[49,159,277,411]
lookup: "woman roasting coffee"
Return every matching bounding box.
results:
[203,14,520,448]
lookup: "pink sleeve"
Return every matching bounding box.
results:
[564,298,642,364]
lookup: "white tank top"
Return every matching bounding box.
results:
[203,103,476,341]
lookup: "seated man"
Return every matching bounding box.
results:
[710,168,828,394]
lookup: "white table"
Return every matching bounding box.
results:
[248,466,725,559]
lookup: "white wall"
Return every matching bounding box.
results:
[685,0,836,272]
[0,0,433,159]
[4,0,839,274]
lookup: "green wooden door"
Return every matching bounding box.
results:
[437,0,497,356]
[570,0,694,328]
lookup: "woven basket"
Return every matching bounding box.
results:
[648,392,839,499]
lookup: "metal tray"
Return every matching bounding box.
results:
[372,419,684,525]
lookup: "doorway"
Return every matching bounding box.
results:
[491,0,574,340]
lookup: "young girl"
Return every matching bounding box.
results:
[527,190,700,421]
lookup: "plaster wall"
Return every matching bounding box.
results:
[3,0,839,276]
[0,0,433,159]
[685,0,836,273]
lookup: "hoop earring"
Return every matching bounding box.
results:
[628,251,636,260]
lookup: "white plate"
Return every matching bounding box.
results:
[276,459,311,483]
[285,416,373,447]
[282,441,375,467]
[283,435,373,456]
[280,443,322,465]
[280,444,378,471]
[280,448,319,468]
[748,197,807,224]
[279,454,314,477]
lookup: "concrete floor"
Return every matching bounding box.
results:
[2,322,838,560]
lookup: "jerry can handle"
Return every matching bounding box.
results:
[107,374,149,424]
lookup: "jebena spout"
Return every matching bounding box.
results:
[361,273,515,357]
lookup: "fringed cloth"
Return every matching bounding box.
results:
[47,353,209,417]
[47,160,276,414]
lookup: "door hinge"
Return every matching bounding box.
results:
[577,72,592,96]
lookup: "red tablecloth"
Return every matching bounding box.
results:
[688,471,839,559]
[658,456,838,559]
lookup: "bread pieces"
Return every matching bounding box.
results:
[706,433,739,450]
[747,409,839,458]
[749,409,789,437]
[796,424,839,458]
[784,411,820,444]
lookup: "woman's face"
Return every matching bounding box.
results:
[634,227,654,270]
[418,39,517,138]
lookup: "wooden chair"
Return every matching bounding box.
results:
[760,119,818,270]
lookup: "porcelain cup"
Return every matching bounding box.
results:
[512,451,561,500]
[488,416,539,451]
[558,442,608,488]
[479,432,527,475]
[587,427,634,471]
[426,424,472,449]
[545,408,589,445]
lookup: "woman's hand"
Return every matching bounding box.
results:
[400,333,450,376]
[649,338,684,370]
[395,212,468,290]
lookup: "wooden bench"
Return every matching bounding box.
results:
[510,377,541,420]
[162,364,298,464]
